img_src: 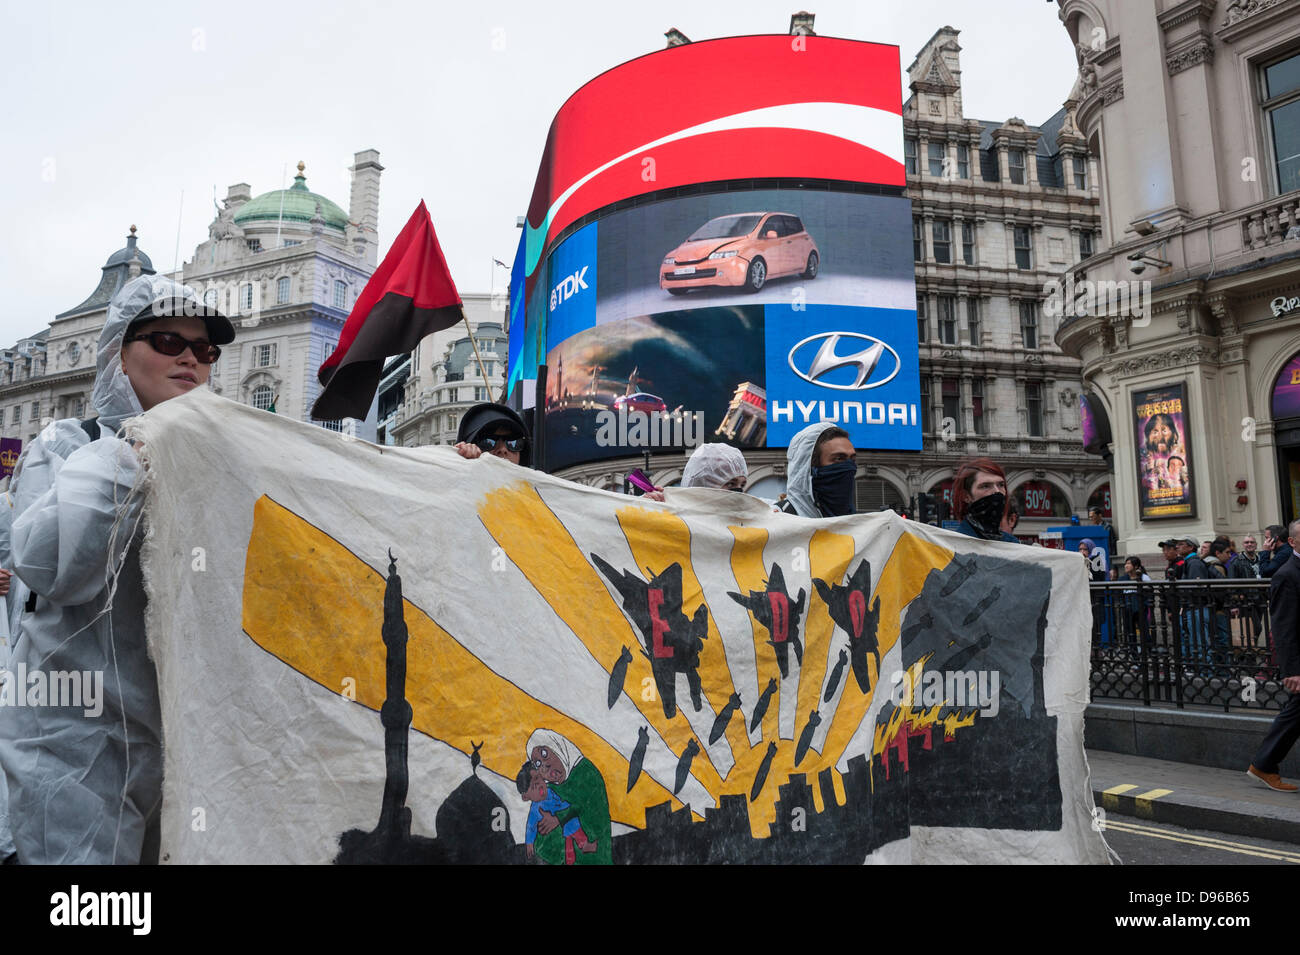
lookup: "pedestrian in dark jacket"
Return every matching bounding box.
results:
[1248,519,1300,791]
[1230,533,1263,579]
[1260,524,1295,578]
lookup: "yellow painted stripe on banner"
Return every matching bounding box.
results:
[614,505,742,784]
[826,532,953,771]
[795,529,858,747]
[727,525,781,745]
[477,484,719,804]
[241,495,675,831]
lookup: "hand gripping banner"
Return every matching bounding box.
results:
[131,390,1107,864]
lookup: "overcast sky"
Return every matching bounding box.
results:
[0,0,1077,344]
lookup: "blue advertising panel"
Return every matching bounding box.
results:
[506,232,527,397]
[764,303,921,450]
[545,222,598,354]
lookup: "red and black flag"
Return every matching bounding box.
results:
[312,201,463,421]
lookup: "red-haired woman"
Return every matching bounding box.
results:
[950,458,1019,543]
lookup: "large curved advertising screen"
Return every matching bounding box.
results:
[522,35,906,283]
[509,34,917,471]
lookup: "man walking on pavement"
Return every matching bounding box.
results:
[1248,518,1300,792]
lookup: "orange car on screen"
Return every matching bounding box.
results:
[660,212,819,294]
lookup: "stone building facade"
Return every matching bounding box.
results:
[1054,0,1300,551]
[548,22,1109,537]
[0,150,384,447]
[386,294,510,447]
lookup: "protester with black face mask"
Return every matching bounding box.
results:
[950,457,1019,543]
[779,423,856,518]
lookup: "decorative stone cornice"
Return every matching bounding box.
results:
[1219,0,1300,41]
[1224,0,1288,27]
[1166,38,1215,74]
[1157,0,1218,32]
[1105,344,1219,379]
[1086,37,1123,68]
[1100,80,1124,105]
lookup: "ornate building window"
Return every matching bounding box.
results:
[1262,50,1300,194]
[967,298,980,344]
[938,295,957,344]
[932,220,952,264]
[1080,230,1094,259]
[905,138,918,175]
[1014,225,1033,269]
[941,377,961,434]
[252,385,274,411]
[277,276,290,305]
[241,284,254,312]
[9,407,18,425]
[334,280,348,309]
[1073,155,1088,191]
[916,294,928,342]
[1026,380,1044,437]
[972,379,986,435]
[204,287,219,309]
[927,141,946,177]
[913,217,924,261]
[246,238,262,253]
[961,221,975,264]
[1008,148,1026,184]
[957,143,969,179]
[256,343,277,367]
[1020,300,1040,349]
[29,401,39,422]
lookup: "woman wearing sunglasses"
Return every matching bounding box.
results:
[0,274,233,864]
[454,402,531,467]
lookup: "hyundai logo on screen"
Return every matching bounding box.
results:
[787,332,901,390]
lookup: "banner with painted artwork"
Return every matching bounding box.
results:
[133,390,1105,864]
[1133,382,1194,520]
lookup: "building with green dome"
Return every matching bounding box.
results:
[181,149,385,437]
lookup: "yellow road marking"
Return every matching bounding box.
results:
[1102,819,1300,863]
[1102,783,1138,810]
[1134,788,1174,818]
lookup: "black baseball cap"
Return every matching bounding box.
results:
[1158,539,1178,548]
[128,296,236,345]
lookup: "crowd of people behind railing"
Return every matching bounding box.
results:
[1084,528,1288,671]
[1081,530,1284,696]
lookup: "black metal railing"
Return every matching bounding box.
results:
[1087,579,1283,711]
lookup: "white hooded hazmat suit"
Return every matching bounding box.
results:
[780,421,837,518]
[0,274,218,863]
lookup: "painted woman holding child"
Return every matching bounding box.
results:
[519,729,613,865]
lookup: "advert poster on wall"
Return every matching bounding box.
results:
[1133,382,1194,520]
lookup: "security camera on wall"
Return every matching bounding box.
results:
[1129,261,1146,275]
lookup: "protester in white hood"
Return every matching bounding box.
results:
[779,422,857,518]
[0,274,232,863]
[680,443,748,491]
